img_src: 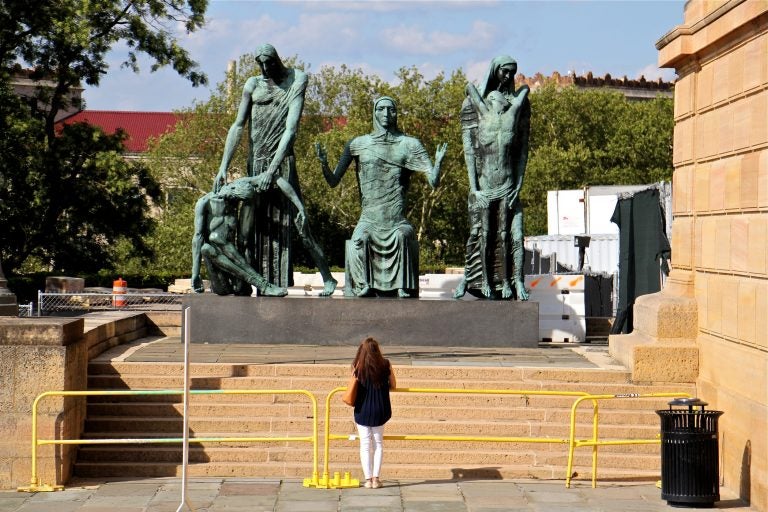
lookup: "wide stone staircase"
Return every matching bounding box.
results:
[74,354,696,483]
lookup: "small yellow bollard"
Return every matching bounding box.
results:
[17,478,64,493]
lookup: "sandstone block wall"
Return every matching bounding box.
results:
[0,313,165,489]
[658,1,768,508]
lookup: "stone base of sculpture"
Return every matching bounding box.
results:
[182,295,539,347]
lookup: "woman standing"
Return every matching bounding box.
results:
[348,337,396,488]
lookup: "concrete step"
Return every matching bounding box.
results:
[73,445,660,470]
[85,392,686,412]
[82,401,662,426]
[87,373,693,396]
[77,358,693,483]
[89,362,636,383]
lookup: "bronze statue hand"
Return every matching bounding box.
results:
[253,172,274,192]
[507,189,519,209]
[314,142,328,166]
[473,189,489,209]
[295,210,307,234]
[213,168,227,193]
[191,275,204,293]
[435,142,448,164]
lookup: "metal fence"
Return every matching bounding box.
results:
[18,302,34,317]
[37,291,183,316]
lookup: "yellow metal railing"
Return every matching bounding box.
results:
[312,386,592,489]
[19,387,694,492]
[565,392,693,489]
[17,389,319,492]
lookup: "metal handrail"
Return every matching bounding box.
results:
[565,392,693,489]
[312,386,592,489]
[17,389,319,492]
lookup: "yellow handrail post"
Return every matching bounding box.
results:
[302,390,321,487]
[17,392,63,492]
[305,386,359,489]
[591,398,599,488]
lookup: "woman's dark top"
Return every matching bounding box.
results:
[353,361,392,427]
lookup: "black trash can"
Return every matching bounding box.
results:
[657,398,724,508]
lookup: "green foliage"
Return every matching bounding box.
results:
[0,87,162,274]
[0,0,209,278]
[523,84,673,234]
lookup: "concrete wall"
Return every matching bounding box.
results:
[0,313,170,490]
[657,1,768,508]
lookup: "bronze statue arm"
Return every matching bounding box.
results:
[427,142,448,188]
[191,195,210,292]
[462,128,488,208]
[315,141,353,188]
[465,83,488,116]
[508,94,531,209]
[214,79,256,192]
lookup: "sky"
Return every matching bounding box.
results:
[84,0,686,112]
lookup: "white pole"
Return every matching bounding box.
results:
[176,307,194,512]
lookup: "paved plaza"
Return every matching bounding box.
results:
[110,334,620,369]
[0,477,757,512]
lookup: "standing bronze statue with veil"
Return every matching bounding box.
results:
[454,55,531,301]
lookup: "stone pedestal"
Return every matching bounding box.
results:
[183,295,539,348]
[609,270,699,383]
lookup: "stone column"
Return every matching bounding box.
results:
[0,318,87,490]
[0,260,18,317]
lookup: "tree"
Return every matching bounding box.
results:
[0,77,161,273]
[523,83,673,234]
[0,0,208,276]
[1,0,207,142]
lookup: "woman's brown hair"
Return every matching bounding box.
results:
[352,337,389,387]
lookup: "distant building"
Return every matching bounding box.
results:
[516,71,674,100]
[10,65,84,122]
[56,111,183,157]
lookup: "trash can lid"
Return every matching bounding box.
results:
[668,397,708,408]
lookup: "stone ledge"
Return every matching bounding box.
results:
[609,331,699,384]
[0,318,84,346]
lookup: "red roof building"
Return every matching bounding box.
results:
[57,111,183,154]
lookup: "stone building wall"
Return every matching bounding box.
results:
[657,1,768,508]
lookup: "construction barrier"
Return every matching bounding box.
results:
[17,389,319,492]
[565,392,693,489]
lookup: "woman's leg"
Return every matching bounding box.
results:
[371,425,384,479]
[356,423,373,481]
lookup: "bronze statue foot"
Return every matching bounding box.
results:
[357,286,373,297]
[261,283,288,297]
[501,281,514,299]
[397,288,411,298]
[319,278,338,297]
[453,278,467,299]
[481,282,493,298]
[514,279,529,301]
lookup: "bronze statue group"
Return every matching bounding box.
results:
[191,45,530,302]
